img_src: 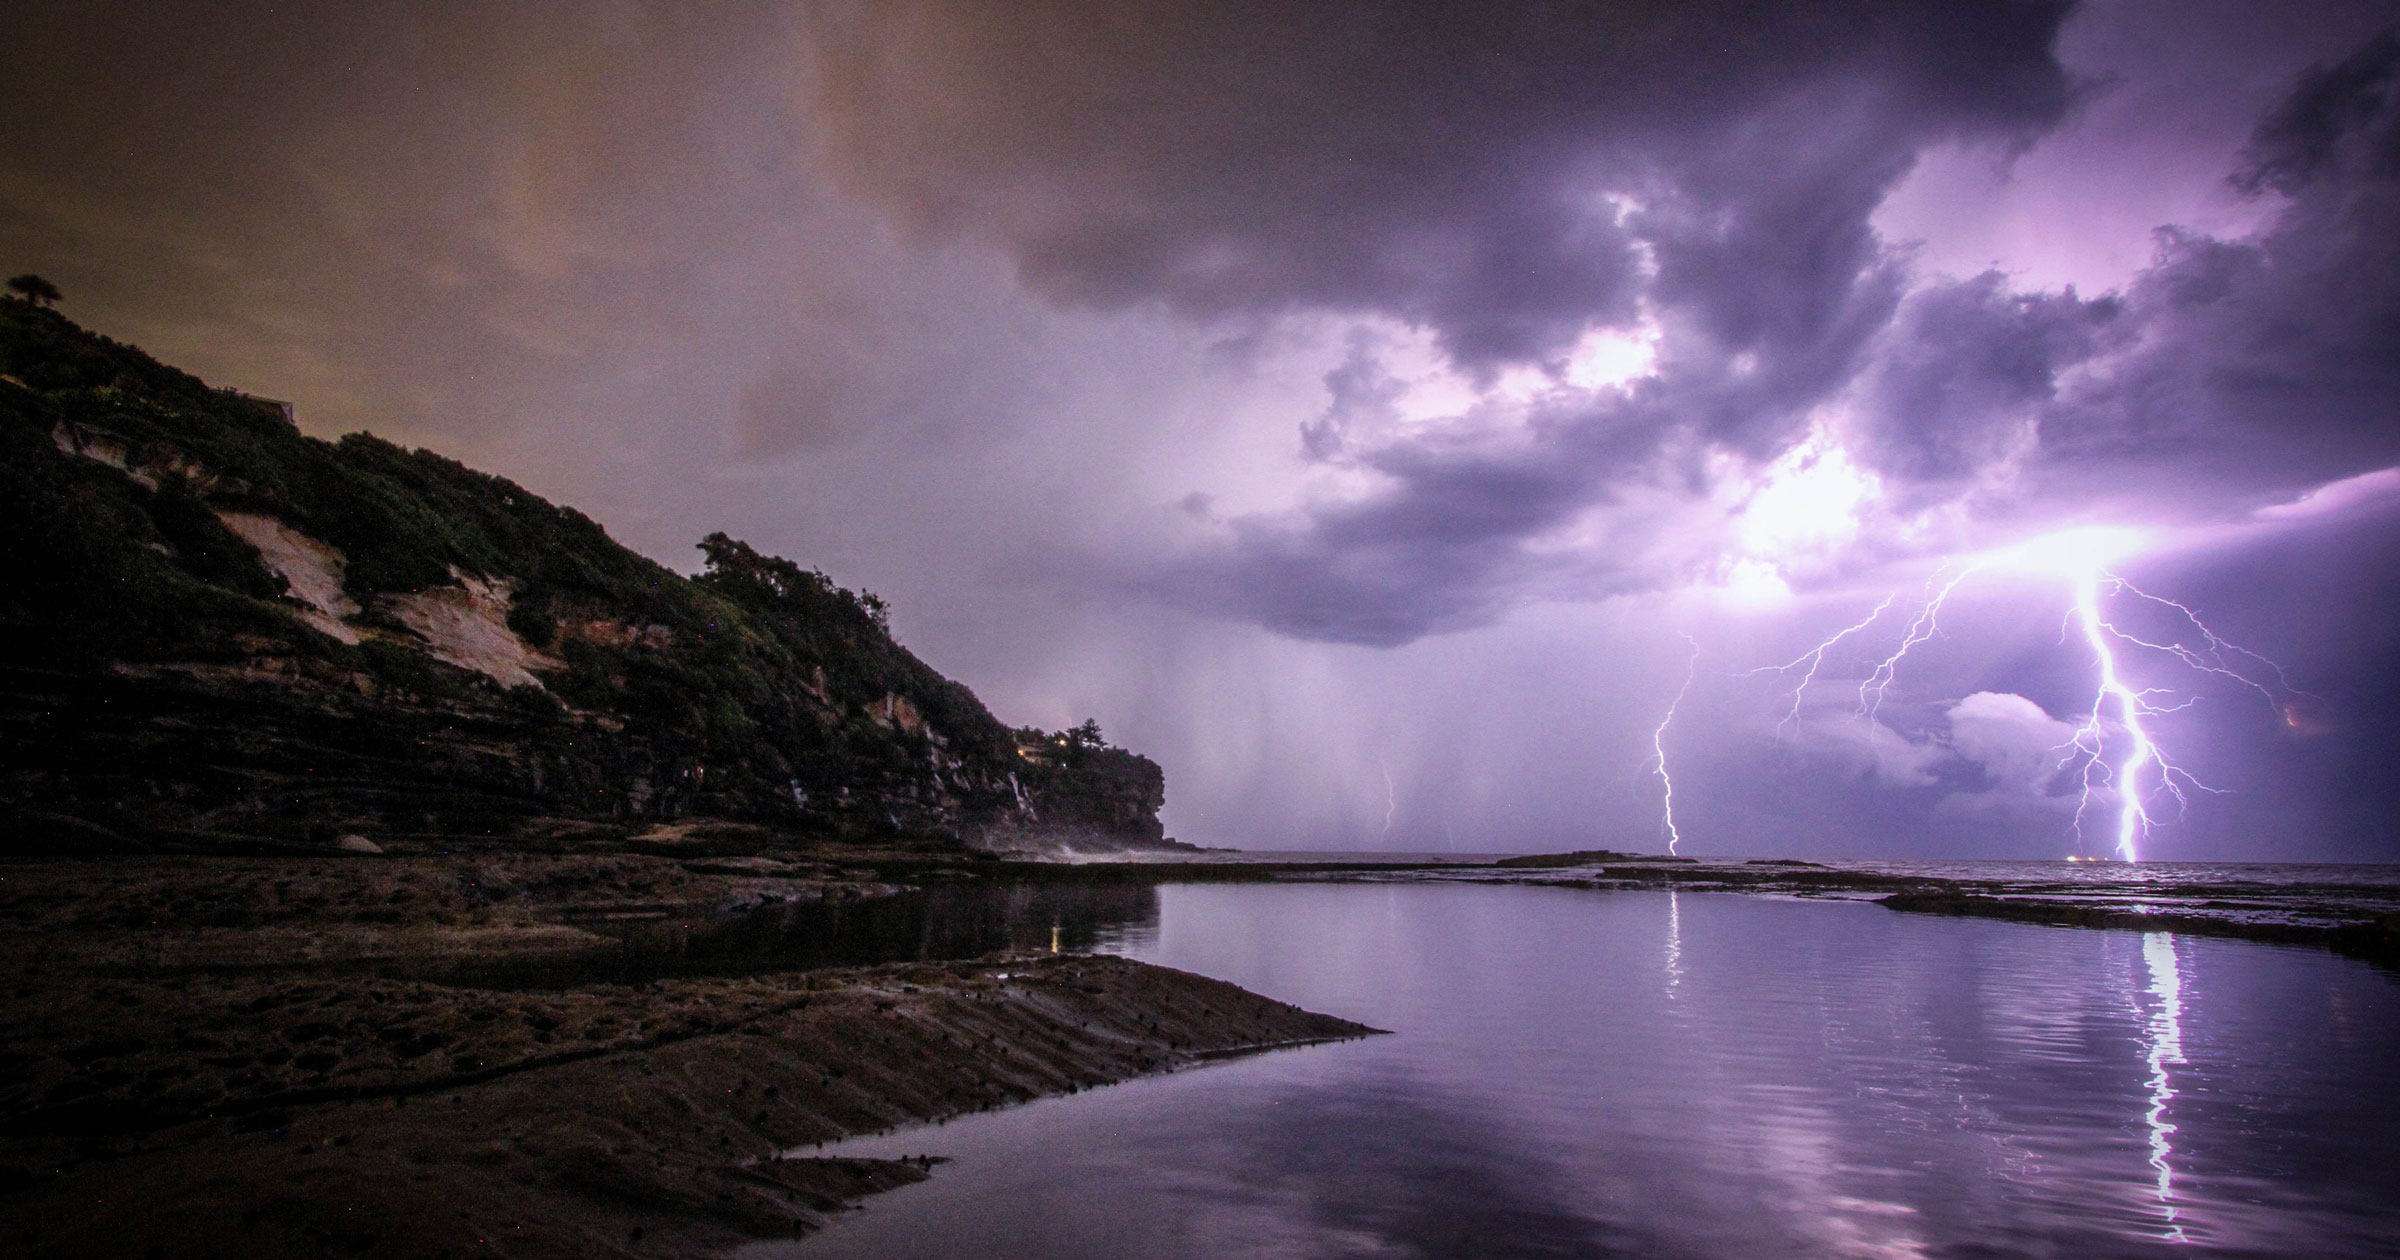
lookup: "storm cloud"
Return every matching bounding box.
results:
[799,2,2097,643]
[1365,27,2392,642]
[2038,32,2400,506]
[1858,31,2400,527]
[807,1,2077,370]
[7,2,2399,857]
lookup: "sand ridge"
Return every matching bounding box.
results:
[0,855,1374,1259]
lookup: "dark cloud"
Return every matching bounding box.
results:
[2015,31,2400,514]
[2234,30,2400,196]
[1145,376,1717,646]
[1633,95,1917,455]
[1851,275,2116,490]
[802,0,2077,646]
[1184,446,1591,647]
[734,351,858,456]
[806,0,2075,372]
[806,2,2085,644]
[1843,31,2400,526]
[1138,24,2400,647]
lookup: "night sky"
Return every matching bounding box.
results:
[6,2,2398,859]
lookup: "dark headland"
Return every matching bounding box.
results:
[0,303,1374,1258]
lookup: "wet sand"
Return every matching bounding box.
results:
[0,855,1372,1259]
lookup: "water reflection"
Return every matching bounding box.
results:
[783,886,2400,1260]
[1664,889,1683,997]
[2141,932,2187,1242]
[439,882,1159,988]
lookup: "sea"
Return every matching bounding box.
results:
[744,872,2400,1259]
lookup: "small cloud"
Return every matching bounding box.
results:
[1935,691,2079,820]
[1944,691,2076,791]
[2253,465,2400,521]
[1784,691,2083,809]
[1788,714,1946,789]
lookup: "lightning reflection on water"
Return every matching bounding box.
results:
[1664,889,1683,998]
[2141,931,2189,1243]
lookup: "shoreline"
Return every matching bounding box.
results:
[1444,854,2400,969]
[5,847,2393,1258]
[0,855,1374,1259]
[917,851,2400,969]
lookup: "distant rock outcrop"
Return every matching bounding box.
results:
[0,302,1168,855]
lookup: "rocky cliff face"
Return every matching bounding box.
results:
[0,302,1169,854]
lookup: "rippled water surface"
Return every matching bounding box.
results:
[779,884,2400,1259]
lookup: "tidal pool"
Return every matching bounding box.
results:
[771,883,2399,1258]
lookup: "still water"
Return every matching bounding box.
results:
[433,882,1160,988]
[771,883,2400,1259]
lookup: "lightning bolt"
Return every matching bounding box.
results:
[2104,577,2316,706]
[1747,541,2292,862]
[2070,568,2174,860]
[1651,636,1699,855]
[1744,593,1895,739]
[1858,565,1978,724]
[2059,568,2253,862]
[1380,761,1397,838]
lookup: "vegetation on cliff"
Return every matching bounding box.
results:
[0,299,1165,853]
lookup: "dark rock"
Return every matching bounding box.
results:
[1492,849,1641,868]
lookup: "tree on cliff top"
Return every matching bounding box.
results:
[1026,719,1110,768]
[6,274,61,308]
[694,532,891,634]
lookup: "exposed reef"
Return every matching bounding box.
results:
[1370,853,2400,970]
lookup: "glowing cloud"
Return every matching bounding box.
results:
[1982,525,2151,578]
[1563,320,1662,391]
[1658,526,2296,860]
[1732,431,1880,576]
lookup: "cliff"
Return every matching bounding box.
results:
[0,301,1170,855]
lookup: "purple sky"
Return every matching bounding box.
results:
[6,1,2398,858]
